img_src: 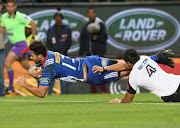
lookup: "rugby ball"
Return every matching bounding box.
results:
[87,23,100,34]
[35,67,42,82]
[31,64,42,82]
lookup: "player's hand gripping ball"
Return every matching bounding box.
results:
[30,64,42,82]
[35,66,42,82]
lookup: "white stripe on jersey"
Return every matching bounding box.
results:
[62,62,76,70]
[72,59,75,63]
[44,59,54,67]
[104,72,118,79]
[59,76,84,83]
[77,58,81,71]
[60,54,65,59]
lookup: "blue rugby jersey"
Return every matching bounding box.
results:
[39,51,85,86]
[39,51,119,86]
[85,55,119,85]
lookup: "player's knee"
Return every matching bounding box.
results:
[4,60,11,68]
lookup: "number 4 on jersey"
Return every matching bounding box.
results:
[146,64,156,77]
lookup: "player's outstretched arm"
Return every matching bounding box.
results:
[17,75,49,98]
[92,60,131,74]
[119,70,131,79]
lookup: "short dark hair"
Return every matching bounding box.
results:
[123,49,140,64]
[86,7,96,13]
[29,41,47,57]
[6,0,16,4]
[54,8,64,19]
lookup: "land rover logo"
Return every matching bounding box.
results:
[28,9,86,53]
[106,8,180,53]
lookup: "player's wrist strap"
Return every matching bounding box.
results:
[103,67,107,72]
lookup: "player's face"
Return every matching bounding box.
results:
[87,9,96,21]
[30,51,42,64]
[6,2,17,16]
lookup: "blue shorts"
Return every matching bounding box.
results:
[85,55,119,85]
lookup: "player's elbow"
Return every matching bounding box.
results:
[39,94,45,98]
[38,92,46,98]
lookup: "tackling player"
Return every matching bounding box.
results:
[107,49,180,103]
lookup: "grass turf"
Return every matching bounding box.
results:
[0,93,180,128]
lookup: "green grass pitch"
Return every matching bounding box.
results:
[0,93,180,128]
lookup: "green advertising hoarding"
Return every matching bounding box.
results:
[106,8,180,53]
[7,3,180,58]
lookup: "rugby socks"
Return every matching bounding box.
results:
[150,55,159,62]
[7,67,14,89]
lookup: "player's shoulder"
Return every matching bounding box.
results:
[15,11,25,19]
[43,52,55,68]
[136,55,151,64]
[46,50,62,61]
[133,55,148,65]
[15,11,24,16]
[16,11,31,20]
[140,55,157,65]
[140,55,150,60]
[47,50,56,57]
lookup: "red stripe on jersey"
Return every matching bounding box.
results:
[41,53,48,67]
[127,80,130,87]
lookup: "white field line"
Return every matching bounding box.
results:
[0,99,98,103]
[0,99,180,105]
[131,102,180,105]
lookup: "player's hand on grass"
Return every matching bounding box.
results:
[92,65,104,75]
[108,98,121,104]
[28,67,42,78]
[17,75,26,87]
